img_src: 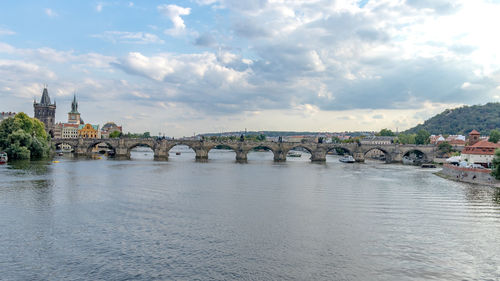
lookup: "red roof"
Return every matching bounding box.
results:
[462,139,500,155]
[448,139,465,145]
[470,139,500,148]
[469,129,480,135]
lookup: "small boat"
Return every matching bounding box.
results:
[52,160,60,163]
[287,151,301,157]
[176,152,181,155]
[339,155,355,163]
[421,164,436,168]
[0,152,7,164]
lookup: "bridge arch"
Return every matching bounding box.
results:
[363,147,391,162]
[326,146,352,156]
[86,140,116,154]
[166,142,198,153]
[246,144,280,161]
[127,142,156,152]
[53,141,77,152]
[206,144,239,161]
[284,145,313,160]
[402,149,429,163]
[285,145,313,155]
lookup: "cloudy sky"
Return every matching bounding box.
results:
[1,0,500,136]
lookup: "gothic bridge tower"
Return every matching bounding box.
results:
[34,87,56,137]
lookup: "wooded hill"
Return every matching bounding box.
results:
[405,102,500,135]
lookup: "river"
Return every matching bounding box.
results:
[1,147,499,280]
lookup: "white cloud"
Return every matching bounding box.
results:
[0,27,15,36]
[92,31,164,44]
[157,4,191,36]
[96,3,104,12]
[45,8,57,18]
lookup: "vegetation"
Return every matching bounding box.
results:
[405,102,500,135]
[0,113,50,160]
[123,132,152,138]
[109,131,122,138]
[376,128,395,136]
[415,129,431,145]
[438,141,452,153]
[492,149,500,180]
[489,129,500,143]
[395,133,416,144]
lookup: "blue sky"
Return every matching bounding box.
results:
[1,0,500,136]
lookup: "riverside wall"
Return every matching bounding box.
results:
[438,164,499,187]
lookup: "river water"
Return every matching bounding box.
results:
[1,147,499,280]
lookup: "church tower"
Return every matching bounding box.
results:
[34,87,56,137]
[68,94,81,124]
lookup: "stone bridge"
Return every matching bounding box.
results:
[52,138,436,163]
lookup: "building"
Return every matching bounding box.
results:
[78,124,100,139]
[63,123,80,138]
[467,130,481,145]
[101,122,122,138]
[0,112,16,122]
[67,94,82,124]
[461,130,500,168]
[360,136,395,145]
[34,87,56,137]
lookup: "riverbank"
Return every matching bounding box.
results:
[436,164,500,187]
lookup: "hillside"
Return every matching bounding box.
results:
[405,102,500,135]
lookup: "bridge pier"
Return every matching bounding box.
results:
[195,148,208,160]
[115,146,130,159]
[273,149,287,162]
[353,152,365,162]
[235,150,248,162]
[310,150,326,162]
[154,142,169,161]
[154,152,169,161]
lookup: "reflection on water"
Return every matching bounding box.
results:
[0,151,499,280]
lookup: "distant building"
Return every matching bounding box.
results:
[101,122,122,138]
[78,124,100,139]
[63,123,80,138]
[430,134,466,149]
[467,130,481,145]
[360,136,394,145]
[461,139,500,168]
[461,130,500,168]
[67,94,82,124]
[0,112,16,122]
[34,87,56,137]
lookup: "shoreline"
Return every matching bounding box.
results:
[435,164,500,188]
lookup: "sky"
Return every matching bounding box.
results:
[1,0,500,137]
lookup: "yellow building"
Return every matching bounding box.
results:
[78,124,100,139]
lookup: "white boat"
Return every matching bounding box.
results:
[0,152,7,164]
[287,151,301,157]
[339,155,355,163]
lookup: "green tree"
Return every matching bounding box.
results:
[142,132,151,138]
[0,113,50,160]
[438,141,452,154]
[396,133,416,144]
[109,131,121,138]
[492,149,500,180]
[377,128,395,136]
[489,129,500,143]
[415,129,430,145]
[331,136,340,143]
